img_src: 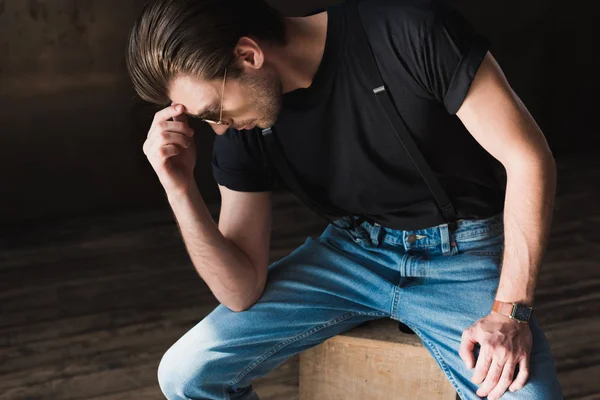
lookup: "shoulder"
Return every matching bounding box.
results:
[354,0,473,46]
[355,0,434,33]
[351,0,437,93]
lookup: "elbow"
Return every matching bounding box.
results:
[228,299,258,313]
[228,280,266,313]
[227,300,253,313]
[226,259,268,313]
[505,147,556,177]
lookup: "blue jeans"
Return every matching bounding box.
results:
[158,213,563,399]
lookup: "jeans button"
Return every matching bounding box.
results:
[407,234,417,244]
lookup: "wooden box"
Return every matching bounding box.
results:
[299,318,457,400]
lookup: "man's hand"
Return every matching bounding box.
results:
[459,312,532,399]
[142,103,197,195]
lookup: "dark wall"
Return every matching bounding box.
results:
[1,0,597,226]
[0,0,220,226]
[542,0,600,155]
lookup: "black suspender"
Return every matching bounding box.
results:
[261,0,458,230]
[348,0,457,223]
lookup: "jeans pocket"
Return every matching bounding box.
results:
[455,231,505,259]
[463,249,504,261]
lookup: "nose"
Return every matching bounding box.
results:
[211,123,229,135]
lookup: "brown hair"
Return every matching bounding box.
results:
[126,0,287,105]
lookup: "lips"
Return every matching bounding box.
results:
[240,120,256,130]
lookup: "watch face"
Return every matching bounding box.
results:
[513,305,533,321]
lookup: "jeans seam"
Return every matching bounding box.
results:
[222,310,387,398]
[391,286,401,318]
[402,322,465,400]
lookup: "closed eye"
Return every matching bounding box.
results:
[189,108,220,120]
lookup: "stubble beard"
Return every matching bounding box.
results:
[240,71,283,129]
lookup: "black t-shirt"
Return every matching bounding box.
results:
[212,0,507,230]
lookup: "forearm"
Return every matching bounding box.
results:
[495,155,557,306]
[167,185,260,312]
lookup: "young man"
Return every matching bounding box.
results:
[126,0,563,399]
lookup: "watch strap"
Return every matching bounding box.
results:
[492,300,514,316]
[492,300,532,323]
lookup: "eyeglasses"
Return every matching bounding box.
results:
[201,67,230,126]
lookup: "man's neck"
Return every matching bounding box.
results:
[263,12,329,94]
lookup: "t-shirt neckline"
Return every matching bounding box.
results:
[282,3,346,107]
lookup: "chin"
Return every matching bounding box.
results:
[260,117,278,129]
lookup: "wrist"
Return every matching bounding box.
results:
[167,182,200,202]
[490,310,526,326]
[495,296,534,307]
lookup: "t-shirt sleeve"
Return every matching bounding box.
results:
[418,1,490,114]
[211,128,276,192]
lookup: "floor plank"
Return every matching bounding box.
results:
[0,155,598,399]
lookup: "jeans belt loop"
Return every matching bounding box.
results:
[370,222,382,246]
[439,223,452,256]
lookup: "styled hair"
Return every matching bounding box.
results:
[126,0,287,105]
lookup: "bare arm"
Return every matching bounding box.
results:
[456,51,556,307]
[143,104,271,312]
[167,184,272,312]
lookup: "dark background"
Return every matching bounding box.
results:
[1,2,599,399]
[1,0,598,225]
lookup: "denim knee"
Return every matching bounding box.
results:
[157,345,189,399]
[157,341,213,400]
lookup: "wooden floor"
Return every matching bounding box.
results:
[1,155,599,400]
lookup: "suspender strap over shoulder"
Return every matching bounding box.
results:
[347,0,458,223]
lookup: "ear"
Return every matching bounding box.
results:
[233,36,264,70]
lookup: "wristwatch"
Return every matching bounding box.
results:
[492,300,533,323]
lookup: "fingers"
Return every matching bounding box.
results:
[154,103,186,123]
[459,328,476,369]
[172,111,189,124]
[144,104,195,161]
[476,358,503,394]
[159,144,181,159]
[479,356,528,399]
[470,344,529,399]
[160,131,191,149]
[471,346,493,385]
[480,361,515,400]
[143,130,192,160]
[159,121,195,137]
[508,357,530,393]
